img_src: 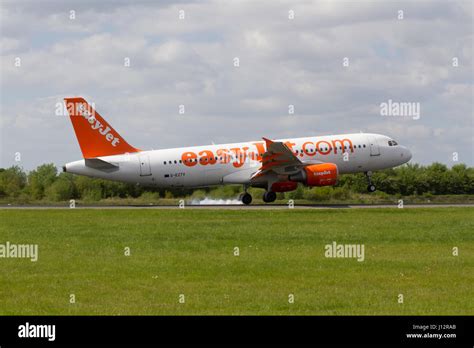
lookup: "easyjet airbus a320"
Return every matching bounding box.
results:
[63,97,412,204]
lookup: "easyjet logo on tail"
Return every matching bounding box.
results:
[68,102,120,147]
[64,97,139,159]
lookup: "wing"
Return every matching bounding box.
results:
[251,137,316,179]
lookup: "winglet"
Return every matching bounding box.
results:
[262,137,274,147]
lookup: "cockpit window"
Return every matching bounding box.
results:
[388,140,398,146]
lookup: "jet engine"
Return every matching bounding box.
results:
[289,163,338,187]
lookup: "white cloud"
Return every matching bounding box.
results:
[0,0,472,169]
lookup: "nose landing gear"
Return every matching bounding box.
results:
[365,171,376,192]
[239,192,252,205]
[239,185,253,205]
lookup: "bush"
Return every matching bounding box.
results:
[331,187,350,200]
[75,176,102,199]
[287,184,304,199]
[190,189,206,200]
[0,166,27,198]
[302,186,332,201]
[28,164,58,200]
[81,188,102,202]
[139,191,161,202]
[45,174,75,201]
[208,185,240,199]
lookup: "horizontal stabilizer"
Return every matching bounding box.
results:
[85,158,119,171]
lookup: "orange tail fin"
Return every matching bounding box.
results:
[64,97,140,158]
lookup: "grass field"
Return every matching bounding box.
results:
[0,208,472,315]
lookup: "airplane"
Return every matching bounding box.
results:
[63,97,412,205]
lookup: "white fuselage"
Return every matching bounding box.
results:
[64,133,412,188]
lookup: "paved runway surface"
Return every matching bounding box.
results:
[1,203,473,209]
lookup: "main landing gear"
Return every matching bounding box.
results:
[238,185,277,205]
[262,191,277,203]
[365,171,376,192]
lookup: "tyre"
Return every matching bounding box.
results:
[241,193,252,205]
[263,191,277,203]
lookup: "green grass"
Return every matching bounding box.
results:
[0,208,472,315]
[2,193,474,206]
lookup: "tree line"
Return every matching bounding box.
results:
[0,162,472,202]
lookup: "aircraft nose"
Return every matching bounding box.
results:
[400,146,412,162]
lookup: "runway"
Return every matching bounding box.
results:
[1,203,473,209]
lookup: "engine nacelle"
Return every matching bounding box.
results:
[289,163,338,187]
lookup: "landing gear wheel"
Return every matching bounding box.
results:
[263,191,277,203]
[240,192,252,205]
[365,171,376,193]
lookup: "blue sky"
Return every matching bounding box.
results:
[0,0,472,170]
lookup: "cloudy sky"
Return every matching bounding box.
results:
[1,0,472,171]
